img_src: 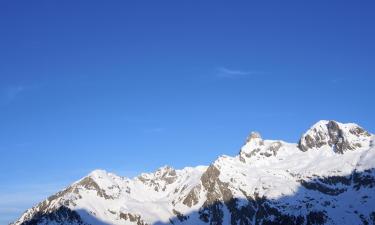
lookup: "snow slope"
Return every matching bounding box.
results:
[12,120,375,225]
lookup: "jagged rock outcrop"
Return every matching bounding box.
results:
[239,131,285,163]
[298,120,371,153]
[19,206,86,225]
[137,165,178,192]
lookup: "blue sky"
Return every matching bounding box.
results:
[1,0,375,223]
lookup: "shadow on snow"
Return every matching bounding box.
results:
[18,168,375,225]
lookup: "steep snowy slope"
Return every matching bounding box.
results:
[12,120,375,225]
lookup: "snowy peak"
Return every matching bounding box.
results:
[240,131,264,152]
[87,169,109,180]
[238,131,286,163]
[137,165,178,192]
[298,120,372,153]
[239,131,264,162]
[245,131,262,143]
[12,120,375,225]
[155,165,177,178]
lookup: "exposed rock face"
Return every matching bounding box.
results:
[79,177,114,199]
[182,184,201,207]
[172,209,188,222]
[199,165,234,224]
[137,165,178,192]
[264,141,282,157]
[353,168,375,190]
[326,121,353,153]
[239,132,264,162]
[17,206,86,225]
[239,131,284,162]
[12,120,375,225]
[245,132,263,144]
[298,120,371,153]
[119,212,148,225]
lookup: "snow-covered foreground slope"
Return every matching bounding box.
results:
[12,120,375,225]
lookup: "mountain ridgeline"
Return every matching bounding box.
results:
[12,120,375,225]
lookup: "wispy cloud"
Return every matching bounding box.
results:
[1,83,44,104]
[1,85,25,102]
[216,67,257,79]
[331,78,347,84]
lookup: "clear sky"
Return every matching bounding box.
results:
[1,0,375,223]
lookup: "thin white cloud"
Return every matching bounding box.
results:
[331,78,346,84]
[2,85,25,102]
[1,83,45,104]
[216,67,256,79]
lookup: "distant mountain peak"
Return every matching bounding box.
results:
[298,120,371,153]
[240,131,264,151]
[246,131,262,142]
[88,169,108,178]
[12,120,375,225]
[238,131,287,163]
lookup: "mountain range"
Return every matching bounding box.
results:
[12,120,375,225]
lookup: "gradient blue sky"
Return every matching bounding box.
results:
[1,0,375,223]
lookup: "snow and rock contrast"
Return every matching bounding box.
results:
[12,120,375,225]
[298,120,372,153]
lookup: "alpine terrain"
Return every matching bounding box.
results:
[12,120,375,225]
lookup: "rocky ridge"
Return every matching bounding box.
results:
[12,120,375,225]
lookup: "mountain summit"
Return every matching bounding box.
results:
[298,120,372,153]
[12,120,375,225]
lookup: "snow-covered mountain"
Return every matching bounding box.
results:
[12,120,375,225]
